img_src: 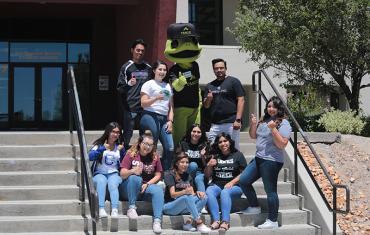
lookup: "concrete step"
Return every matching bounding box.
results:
[0,215,84,233]
[0,145,73,158]
[0,185,79,200]
[0,200,82,216]
[0,131,255,146]
[0,215,316,234]
[0,171,77,186]
[0,158,75,171]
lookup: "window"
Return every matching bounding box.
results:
[189,0,223,45]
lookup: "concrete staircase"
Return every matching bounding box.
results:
[0,131,320,234]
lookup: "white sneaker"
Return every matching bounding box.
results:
[241,206,261,215]
[153,219,162,234]
[257,219,278,229]
[127,208,138,219]
[197,223,211,233]
[99,208,108,218]
[183,222,196,232]
[111,208,119,218]
[201,207,208,214]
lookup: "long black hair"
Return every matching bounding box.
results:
[262,96,287,123]
[92,122,122,146]
[182,123,208,145]
[211,132,237,155]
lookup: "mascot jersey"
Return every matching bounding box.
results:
[168,61,200,109]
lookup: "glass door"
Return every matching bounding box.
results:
[10,64,66,129]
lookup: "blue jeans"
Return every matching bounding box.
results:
[187,162,206,192]
[206,184,242,222]
[163,195,207,220]
[119,175,164,220]
[122,110,141,149]
[139,111,174,171]
[239,157,283,222]
[93,172,122,209]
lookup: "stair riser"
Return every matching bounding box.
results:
[0,173,77,186]
[0,188,79,200]
[0,146,74,158]
[0,159,75,172]
[0,202,83,216]
[0,219,85,233]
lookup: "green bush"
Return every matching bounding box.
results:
[317,109,365,134]
[361,117,370,137]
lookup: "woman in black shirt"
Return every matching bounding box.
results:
[205,132,247,231]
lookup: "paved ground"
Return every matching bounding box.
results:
[311,135,370,235]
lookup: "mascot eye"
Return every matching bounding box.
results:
[171,40,178,48]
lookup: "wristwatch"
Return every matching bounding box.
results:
[235,118,241,123]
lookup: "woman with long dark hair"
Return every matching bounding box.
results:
[178,123,209,196]
[119,131,164,233]
[204,132,247,231]
[139,60,174,170]
[239,96,292,229]
[89,122,125,218]
[162,152,211,233]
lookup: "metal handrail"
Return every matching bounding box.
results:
[68,66,99,235]
[252,70,350,234]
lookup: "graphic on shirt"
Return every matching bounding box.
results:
[104,152,118,166]
[160,88,171,100]
[214,158,235,179]
[132,160,144,168]
[143,164,155,175]
[186,149,201,159]
[175,182,191,189]
[131,71,149,80]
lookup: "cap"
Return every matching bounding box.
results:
[167,23,199,40]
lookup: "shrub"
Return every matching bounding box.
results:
[317,109,365,134]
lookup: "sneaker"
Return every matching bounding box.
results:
[127,208,138,219]
[257,219,278,229]
[197,223,211,233]
[183,222,196,232]
[201,207,208,214]
[241,206,261,215]
[99,208,108,218]
[111,208,119,218]
[153,219,162,234]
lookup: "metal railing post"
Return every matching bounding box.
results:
[294,128,298,195]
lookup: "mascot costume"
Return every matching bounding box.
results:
[164,23,202,146]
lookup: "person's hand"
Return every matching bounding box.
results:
[233,120,242,130]
[155,93,164,101]
[184,186,194,195]
[206,90,213,101]
[224,181,234,189]
[200,147,206,157]
[196,191,205,199]
[207,157,217,167]
[250,114,257,126]
[132,166,142,175]
[141,183,149,193]
[128,76,137,86]
[166,121,173,133]
[267,120,278,129]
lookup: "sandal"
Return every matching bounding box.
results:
[210,221,220,230]
[219,221,230,231]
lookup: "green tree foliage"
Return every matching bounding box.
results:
[230,0,370,112]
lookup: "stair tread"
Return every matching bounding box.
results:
[0,171,76,175]
[0,185,78,189]
[0,199,81,205]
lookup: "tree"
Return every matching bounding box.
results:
[230,0,370,112]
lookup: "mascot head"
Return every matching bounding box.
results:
[164,23,202,64]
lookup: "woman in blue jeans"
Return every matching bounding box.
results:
[139,60,174,170]
[239,96,292,229]
[119,131,164,233]
[89,122,126,218]
[205,132,247,231]
[178,123,210,196]
[163,152,211,233]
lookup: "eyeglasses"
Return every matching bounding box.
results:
[142,142,154,148]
